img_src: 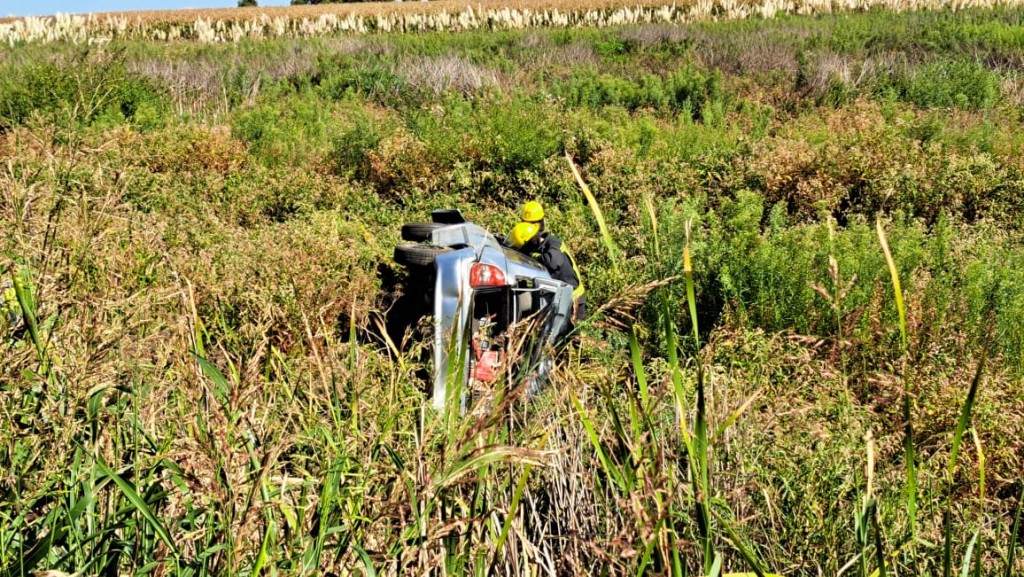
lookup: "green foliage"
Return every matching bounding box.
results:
[3,7,1024,577]
[329,95,564,203]
[316,57,413,107]
[331,111,384,178]
[467,99,562,175]
[551,67,725,120]
[0,59,168,130]
[886,59,1003,110]
[641,191,1024,365]
[232,94,336,167]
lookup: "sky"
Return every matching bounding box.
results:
[3,0,292,17]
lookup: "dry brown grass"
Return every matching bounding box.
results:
[397,55,501,96]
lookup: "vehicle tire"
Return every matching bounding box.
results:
[401,222,445,242]
[394,243,450,267]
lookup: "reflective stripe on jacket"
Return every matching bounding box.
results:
[565,250,585,300]
[532,233,585,301]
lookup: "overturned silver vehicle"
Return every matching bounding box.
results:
[393,210,574,410]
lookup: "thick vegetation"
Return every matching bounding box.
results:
[1,7,1023,576]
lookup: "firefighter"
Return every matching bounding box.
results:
[508,221,587,325]
[521,200,545,230]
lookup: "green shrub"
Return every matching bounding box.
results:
[550,67,725,120]
[330,111,385,179]
[593,37,631,58]
[398,96,562,202]
[471,99,561,175]
[231,95,334,167]
[643,190,1024,360]
[887,59,1002,110]
[0,61,168,130]
[962,235,1024,367]
[316,57,414,107]
[0,62,73,129]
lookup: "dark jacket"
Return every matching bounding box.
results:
[530,233,578,291]
[526,232,586,322]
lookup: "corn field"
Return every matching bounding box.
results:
[3,0,1024,44]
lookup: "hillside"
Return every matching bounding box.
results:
[1,5,1023,576]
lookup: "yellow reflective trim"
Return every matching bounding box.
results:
[565,249,585,299]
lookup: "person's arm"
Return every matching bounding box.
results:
[538,249,560,277]
[542,249,580,289]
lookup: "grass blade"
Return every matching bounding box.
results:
[192,352,231,407]
[304,456,341,572]
[566,151,619,274]
[354,544,377,577]
[713,508,772,577]
[94,458,178,556]
[869,501,888,577]
[949,344,988,480]
[8,264,44,362]
[876,218,916,538]
[445,292,468,436]
[252,519,273,576]
[683,219,713,572]
[876,218,906,351]
[349,300,359,432]
[492,462,532,565]
[970,427,985,502]
[643,193,661,261]
[569,389,624,491]
[628,326,649,410]
[1006,482,1024,577]
[971,427,985,577]
[683,219,699,348]
[901,394,917,539]
[943,507,953,577]
[715,385,764,442]
[432,446,545,492]
[708,552,722,577]
[960,530,979,577]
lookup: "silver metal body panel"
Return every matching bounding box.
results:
[425,221,571,410]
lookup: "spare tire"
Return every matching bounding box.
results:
[394,243,451,267]
[401,222,446,242]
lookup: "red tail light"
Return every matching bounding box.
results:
[470,263,506,288]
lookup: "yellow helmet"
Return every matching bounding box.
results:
[521,201,545,223]
[508,221,540,250]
